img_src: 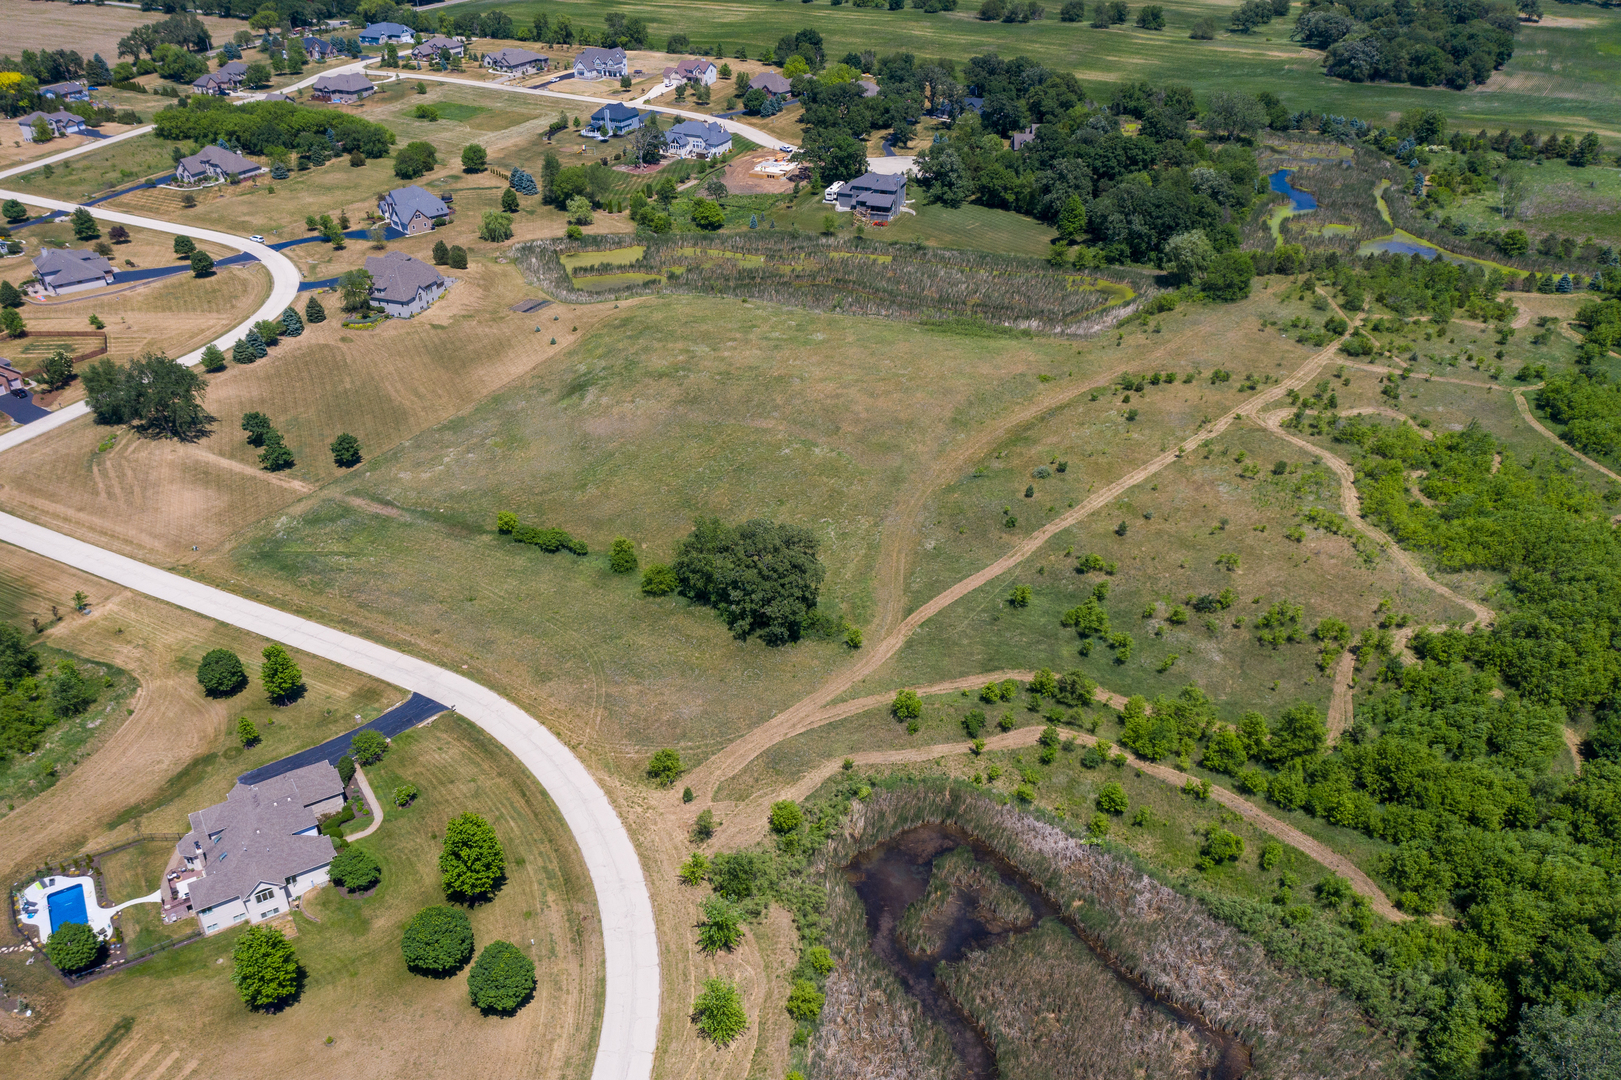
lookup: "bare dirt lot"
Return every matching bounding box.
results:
[721,148,796,194]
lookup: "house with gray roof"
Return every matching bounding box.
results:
[587,101,646,137]
[483,46,547,75]
[835,170,907,222]
[574,46,628,80]
[175,144,263,185]
[40,81,89,102]
[192,60,248,96]
[359,21,414,45]
[17,110,87,142]
[31,248,114,296]
[665,119,732,159]
[301,36,337,61]
[366,250,447,318]
[173,761,346,934]
[663,57,717,88]
[411,35,465,62]
[378,184,449,235]
[750,71,792,97]
[311,71,375,103]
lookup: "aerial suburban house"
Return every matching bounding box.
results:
[482,47,548,75]
[192,60,248,95]
[311,71,375,103]
[0,359,28,396]
[587,101,646,137]
[301,36,337,61]
[175,145,263,184]
[665,119,732,159]
[39,81,89,101]
[411,35,464,62]
[574,46,628,80]
[17,110,87,141]
[31,249,115,295]
[835,171,908,222]
[378,184,449,235]
[359,21,415,46]
[172,762,346,934]
[366,251,448,318]
[1011,123,1039,150]
[662,57,717,88]
[749,71,792,98]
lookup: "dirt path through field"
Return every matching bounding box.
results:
[1563,726,1585,775]
[1513,388,1621,483]
[1326,649,1357,741]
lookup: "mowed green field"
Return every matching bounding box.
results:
[452,0,1621,136]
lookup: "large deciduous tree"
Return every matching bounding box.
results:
[671,518,827,645]
[440,812,506,899]
[232,925,298,1009]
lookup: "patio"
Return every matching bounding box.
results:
[16,874,160,944]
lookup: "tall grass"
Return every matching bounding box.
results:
[895,846,1032,957]
[819,782,1406,1080]
[513,233,1143,336]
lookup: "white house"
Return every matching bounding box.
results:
[411,35,464,62]
[30,249,114,295]
[175,145,263,184]
[665,118,732,159]
[17,110,86,142]
[574,46,628,80]
[378,184,449,235]
[482,47,548,76]
[367,250,447,318]
[358,21,414,46]
[662,57,717,88]
[174,762,346,934]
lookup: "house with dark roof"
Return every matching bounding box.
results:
[0,359,28,396]
[482,47,547,75]
[175,145,263,185]
[174,762,346,934]
[411,35,464,62]
[31,248,114,296]
[574,46,628,80]
[665,119,732,159]
[40,81,89,102]
[18,110,87,142]
[1011,123,1040,150]
[835,171,907,222]
[359,21,414,45]
[587,101,646,137]
[750,71,792,97]
[311,72,375,103]
[663,57,717,88]
[367,251,447,318]
[192,60,248,96]
[301,36,337,61]
[378,185,449,235]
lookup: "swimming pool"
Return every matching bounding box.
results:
[47,883,90,932]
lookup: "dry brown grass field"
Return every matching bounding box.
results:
[5,4,241,69]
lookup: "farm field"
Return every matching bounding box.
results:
[4,4,242,73]
[0,713,602,1080]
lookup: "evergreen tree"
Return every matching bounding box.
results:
[0,280,21,308]
[510,166,539,196]
[245,329,268,358]
[448,246,467,269]
[232,337,255,364]
[199,343,227,372]
[70,207,99,241]
[280,306,303,337]
[501,187,519,213]
[88,54,114,84]
[304,295,326,323]
[432,239,449,265]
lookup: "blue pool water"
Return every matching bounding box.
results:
[47,883,89,931]
[1269,169,1317,212]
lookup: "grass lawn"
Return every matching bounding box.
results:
[4,133,181,204]
[0,715,602,1080]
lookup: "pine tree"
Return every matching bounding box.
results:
[245,329,268,358]
[448,246,467,270]
[232,338,255,364]
[281,306,304,337]
[432,239,449,265]
[0,280,21,308]
[501,187,519,213]
[88,54,113,85]
[270,162,289,180]
[304,295,326,323]
[200,343,227,371]
[749,213,758,229]
[1556,273,1573,293]
[510,166,538,196]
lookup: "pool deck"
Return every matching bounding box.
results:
[16,875,160,943]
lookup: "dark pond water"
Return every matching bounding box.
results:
[1269,169,1318,212]
[844,823,1250,1080]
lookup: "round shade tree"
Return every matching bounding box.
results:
[330,432,362,467]
[329,845,381,891]
[646,748,683,785]
[350,729,388,764]
[768,800,802,834]
[231,924,299,1009]
[468,940,536,1012]
[608,537,638,574]
[439,812,506,899]
[44,921,101,973]
[692,977,748,1045]
[402,904,474,973]
[197,647,248,697]
[260,643,302,703]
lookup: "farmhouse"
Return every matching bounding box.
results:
[836,171,908,222]
[17,110,86,142]
[367,250,448,318]
[587,101,646,137]
[378,184,449,235]
[30,249,114,296]
[311,72,375,103]
[749,71,792,98]
[175,145,263,184]
[574,46,628,80]
[665,119,732,159]
[173,762,345,934]
[39,81,89,101]
[192,60,247,96]
[412,35,464,62]
[663,57,718,88]
[482,47,548,76]
[359,21,414,45]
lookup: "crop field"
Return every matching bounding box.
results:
[0,714,602,1080]
[448,0,1621,136]
[4,4,241,70]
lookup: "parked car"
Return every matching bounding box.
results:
[248,234,265,243]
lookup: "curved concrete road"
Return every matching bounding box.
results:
[0,130,304,453]
[0,509,660,1080]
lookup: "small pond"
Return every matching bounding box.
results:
[844,823,1249,1080]
[1268,169,1317,212]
